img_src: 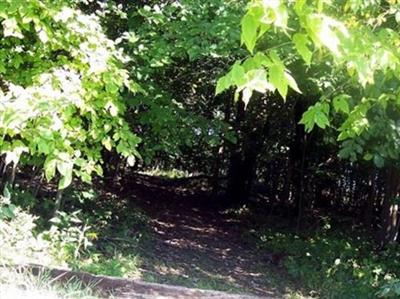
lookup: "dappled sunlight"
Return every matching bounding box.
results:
[179,224,220,234]
[133,181,286,297]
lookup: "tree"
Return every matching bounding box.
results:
[0,0,140,192]
[217,0,400,244]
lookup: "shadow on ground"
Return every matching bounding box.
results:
[124,175,288,297]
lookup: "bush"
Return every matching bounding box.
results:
[0,194,53,266]
[1,184,148,285]
[0,191,93,267]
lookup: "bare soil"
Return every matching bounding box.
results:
[126,175,286,298]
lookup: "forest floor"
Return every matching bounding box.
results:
[5,173,396,298]
[122,175,300,298]
[4,173,306,298]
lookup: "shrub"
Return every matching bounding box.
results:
[0,191,93,267]
[0,194,53,266]
[42,210,94,264]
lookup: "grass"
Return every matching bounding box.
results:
[0,266,101,299]
[77,253,141,278]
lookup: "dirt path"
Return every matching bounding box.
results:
[129,176,285,298]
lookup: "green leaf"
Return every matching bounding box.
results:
[44,157,57,181]
[294,0,307,14]
[373,155,384,168]
[315,110,330,129]
[231,63,246,87]
[300,104,330,131]
[363,153,373,161]
[337,130,350,141]
[38,140,51,154]
[293,33,312,65]
[102,137,112,151]
[333,95,350,114]
[0,205,15,220]
[284,72,301,94]
[57,159,73,177]
[269,63,287,99]
[215,75,231,95]
[300,107,316,132]
[3,183,11,201]
[58,172,72,190]
[106,82,119,94]
[241,13,258,53]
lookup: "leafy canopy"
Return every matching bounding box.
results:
[0,0,140,189]
[218,0,400,167]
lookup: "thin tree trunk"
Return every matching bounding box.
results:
[226,98,246,203]
[296,143,306,232]
[211,146,223,196]
[377,166,400,247]
[112,160,121,188]
[33,173,44,198]
[9,164,17,188]
[364,168,376,228]
[212,94,232,196]
[287,98,307,228]
[0,155,5,181]
[226,93,267,203]
[52,188,64,217]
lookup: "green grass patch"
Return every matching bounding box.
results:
[77,253,141,278]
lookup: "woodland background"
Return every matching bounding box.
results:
[1,1,400,298]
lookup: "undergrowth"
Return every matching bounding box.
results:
[0,183,149,296]
[249,213,400,299]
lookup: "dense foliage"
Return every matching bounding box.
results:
[0,0,140,189]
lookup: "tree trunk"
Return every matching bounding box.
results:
[226,93,267,203]
[211,94,232,196]
[33,173,44,198]
[211,146,223,196]
[9,164,17,188]
[377,166,400,247]
[226,98,246,203]
[287,99,307,227]
[52,188,64,218]
[363,168,376,228]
